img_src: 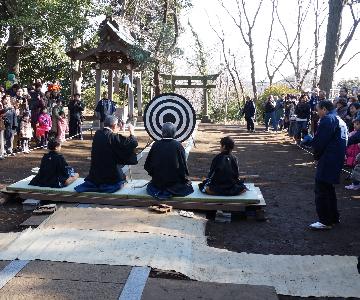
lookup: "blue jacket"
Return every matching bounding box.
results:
[95,99,117,122]
[311,110,348,184]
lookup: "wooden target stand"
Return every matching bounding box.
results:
[160,74,220,123]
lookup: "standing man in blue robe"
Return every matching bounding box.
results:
[309,100,348,230]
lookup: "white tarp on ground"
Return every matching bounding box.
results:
[40,207,207,240]
[0,207,359,297]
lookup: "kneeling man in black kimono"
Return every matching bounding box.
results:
[30,139,79,188]
[144,122,194,200]
[199,136,247,196]
[75,115,138,193]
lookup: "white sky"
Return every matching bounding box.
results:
[175,0,360,86]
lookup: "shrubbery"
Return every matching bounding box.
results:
[256,85,299,121]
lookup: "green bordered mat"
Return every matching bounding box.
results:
[6,176,263,204]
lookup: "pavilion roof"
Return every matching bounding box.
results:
[67,17,151,71]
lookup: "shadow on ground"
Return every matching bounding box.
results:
[188,124,360,257]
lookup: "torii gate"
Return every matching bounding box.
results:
[159,74,220,123]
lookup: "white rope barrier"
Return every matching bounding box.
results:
[1,125,93,158]
[295,143,352,175]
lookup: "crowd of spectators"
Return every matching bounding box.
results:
[0,81,85,160]
[262,87,360,190]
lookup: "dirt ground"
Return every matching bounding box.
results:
[188,124,360,257]
[0,124,359,300]
[0,129,150,232]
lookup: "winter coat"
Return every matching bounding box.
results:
[51,105,63,133]
[347,129,360,146]
[309,96,319,112]
[68,100,84,122]
[295,102,311,120]
[36,113,52,137]
[57,117,68,143]
[275,100,285,120]
[29,91,44,111]
[264,100,275,113]
[336,106,348,122]
[94,99,116,122]
[345,131,360,167]
[2,108,17,131]
[243,100,256,118]
[19,120,32,139]
[311,110,348,184]
[30,99,46,125]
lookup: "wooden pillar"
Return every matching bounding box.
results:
[128,70,134,119]
[171,78,175,92]
[136,74,143,117]
[150,84,154,101]
[95,68,102,105]
[114,70,120,94]
[108,69,114,100]
[94,68,102,128]
[201,80,211,123]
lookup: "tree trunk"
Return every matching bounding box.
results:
[70,38,83,97]
[312,0,320,88]
[71,61,83,96]
[319,0,346,96]
[248,35,258,99]
[153,66,161,97]
[6,26,23,77]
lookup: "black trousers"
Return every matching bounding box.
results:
[314,180,339,226]
[69,118,82,139]
[245,116,255,131]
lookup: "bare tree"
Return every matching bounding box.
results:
[153,0,180,96]
[265,0,296,86]
[338,0,360,65]
[209,20,242,108]
[231,53,246,103]
[219,0,264,99]
[335,0,360,72]
[337,50,360,72]
[312,0,328,87]
[277,0,319,90]
[319,0,347,95]
[188,21,208,76]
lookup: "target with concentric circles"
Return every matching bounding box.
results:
[144,93,196,142]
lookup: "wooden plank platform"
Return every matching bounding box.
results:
[3,176,266,212]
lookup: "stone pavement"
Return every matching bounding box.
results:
[0,260,278,300]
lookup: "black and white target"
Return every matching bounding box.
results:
[144,93,196,142]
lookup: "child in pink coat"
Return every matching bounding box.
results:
[57,111,68,143]
[345,118,360,168]
[36,107,52,148]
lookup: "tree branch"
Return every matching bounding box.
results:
[337,51,360,72]
[338,2,360,64]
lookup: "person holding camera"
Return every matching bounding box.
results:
[68,93,84,140]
